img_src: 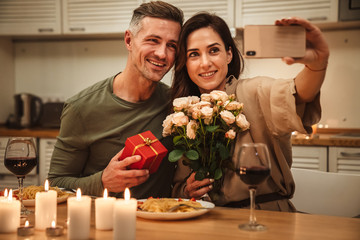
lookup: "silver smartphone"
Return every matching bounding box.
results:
[243,25,306,58]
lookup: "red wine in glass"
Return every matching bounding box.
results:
[4,137,37,215]
[237,166,270,188]
[236,143,271,231]
[4,157,37,177]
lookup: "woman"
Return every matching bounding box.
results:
[171,13,329,211]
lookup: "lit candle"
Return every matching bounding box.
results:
[67,188,91,240]
[46,220,64,237]
[0,189,21,233]
[0,188,8,201]
[17,220,35,236]
[35,179,57,230]
[95,188,116,230]
[113,188,137,240]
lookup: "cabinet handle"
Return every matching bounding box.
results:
[69,27,86,32]
[307,16,328,21]
[340,152,360,157]
[38,28,54,33]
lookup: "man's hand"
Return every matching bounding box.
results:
[101,149,149,193]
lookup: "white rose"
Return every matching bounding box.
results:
[173,97,190,111]
[220,110,236,125]
[210,90,228,103]
[225,129,236,139]
[186,120,198,139]
[162,114,174,136]
[225,101,243,111]
[201,106,214,125]
[188,96,200,104]
[197,101,212,109]
[191,107,202,119]
[236,113,250,131]
[200,93,211,102]
[172,112,189,126]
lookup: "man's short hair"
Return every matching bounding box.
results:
[129,1,184,35]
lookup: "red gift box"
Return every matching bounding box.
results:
[119,131,168,174]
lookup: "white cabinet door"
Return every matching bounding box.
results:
[292,146,327,171]
[39,138,57,185]
[329,147,360,174]
[0,0,61,35]
[155,0,235,28]
[62,0,142,34]
[236,0,338,27]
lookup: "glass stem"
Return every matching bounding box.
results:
[17,177,25,210]
[249,188,257,226]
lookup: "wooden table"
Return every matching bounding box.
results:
[1,201,359,240]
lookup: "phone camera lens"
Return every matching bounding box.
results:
[246,51,256,56]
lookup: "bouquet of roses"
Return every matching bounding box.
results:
[162,90,250,200]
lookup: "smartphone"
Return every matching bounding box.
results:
[243,25,306,58]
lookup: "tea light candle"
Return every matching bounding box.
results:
[113,188,137,240]
[35,179,57,230]
[17,220,35,236]
[95,188,116,230]
[67,188,91,240]
[0,189,21,233]
[46,220,64,237]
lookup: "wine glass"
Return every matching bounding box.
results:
[4,137,37,215]
[236,143,271,231]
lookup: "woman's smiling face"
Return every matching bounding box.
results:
[186,26,232,94]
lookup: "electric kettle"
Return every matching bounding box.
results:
[14,93,43,128]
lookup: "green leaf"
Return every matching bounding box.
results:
[206,125,220,132]
[214,168,223,180]
[173,135,182,144]
[216,143,229,160]
[168,149,185,162]
[185,150,199,161]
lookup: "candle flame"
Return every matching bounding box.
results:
[76,188,81,200]
[25,221,29,227]
[8,189,12,201]
[124,188,130,200]
[4,188,8,197]
[103,188,108,199]
[51,220,56,228]
[44,179,49,192]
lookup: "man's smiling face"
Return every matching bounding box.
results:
[127,17,181,82]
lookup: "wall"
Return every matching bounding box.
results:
[0,38,14,122]
[2,28,360,128]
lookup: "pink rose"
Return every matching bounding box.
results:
[220,110,236,125]
[236,113,250,130]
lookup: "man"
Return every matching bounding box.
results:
[48,1,183,198]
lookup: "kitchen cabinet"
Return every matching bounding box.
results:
[0,0,61,35]
[292,146,327,171]
[236,0,338,27]
[38,138,56,185]
[159,0,235,27]
[329,146,360,174]
[62,0,141,34]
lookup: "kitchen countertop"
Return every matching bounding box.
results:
[1,126,360,147]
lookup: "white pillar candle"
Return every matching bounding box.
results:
[35,180,57,230]
[67,188,91,240]
[113,188,137,240]
[95,188,116,230]
[0,189,21,233]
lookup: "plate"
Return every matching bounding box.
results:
[136,199,215,220]
[22,194,70,207]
